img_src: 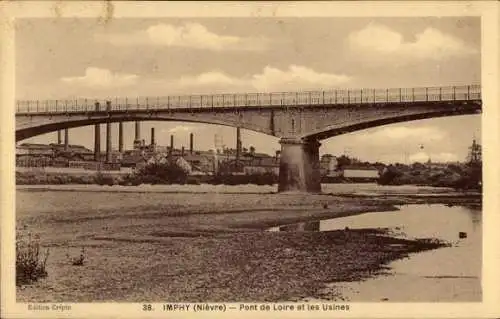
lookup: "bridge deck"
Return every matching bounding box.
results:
[16,84,481,114]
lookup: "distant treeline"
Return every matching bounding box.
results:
[377,162,482,191]
[16,161,482,191]
[16,163,278,186]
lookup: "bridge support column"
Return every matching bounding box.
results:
[278,137,321,193]
[57,130,62,144]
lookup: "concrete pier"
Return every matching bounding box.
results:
[118,122,123,152]
[278,137,321,193]
[106,101,112,163]
[94,102,101,161]
[57,130,62,144]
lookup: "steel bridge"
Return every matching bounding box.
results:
[16,84,482,192]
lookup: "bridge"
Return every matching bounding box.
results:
[16,84,482,192]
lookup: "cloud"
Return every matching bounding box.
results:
[96,23,269,51]
[356,126,447,142]
[178,71,246,88]
[176,65,351,93]
[167,125,195,134]
[250,65,351,91]
[57,65,352,96]
[347,23,477,61]
[409,151,458,163]
[61,67,138,88]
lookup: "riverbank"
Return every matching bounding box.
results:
[15,187,473,302]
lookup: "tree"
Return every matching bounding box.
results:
[336,155,352,169]
[249,146,256,155]
[378,165,403,185]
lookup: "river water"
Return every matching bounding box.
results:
[269,204,482,302]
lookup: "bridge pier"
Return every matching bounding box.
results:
[278,137,321,193]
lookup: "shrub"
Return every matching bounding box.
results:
[135,162,189,184]
[16,233,49,286]
[186,176,201,185]
[95,173,116,186]
[378,165,403,185]
[66,247,86,266]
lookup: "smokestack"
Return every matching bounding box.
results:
[118,122,123,153]
[236,127,241,165]
[57,130,62,144]
[106,101,112,163]
[181,146,185,157]
[190,133,194,154]
[170,135,174,154]
[134,121,141,141]
[94,102,101,161]
[64,128,69,151]
[151,128,155,146]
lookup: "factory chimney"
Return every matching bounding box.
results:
[236,127,242,167]
[151,128,155,146]
[170,135,174,153]
[190,133,194,154]
[133,121,141,149]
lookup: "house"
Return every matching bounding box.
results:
[16,143,53,156]
[243,157,279,175]
[342,166,380,182]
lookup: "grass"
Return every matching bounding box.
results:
[16,232,49,286]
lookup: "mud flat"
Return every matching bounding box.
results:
[15,188,466,302]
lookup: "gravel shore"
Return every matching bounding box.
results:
[16,189,459,302]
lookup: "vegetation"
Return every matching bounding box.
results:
[16,233,49,286]
[133,162,189,184]
[378,162,482,191]
[16,162,279,186]
[66,247,86,266]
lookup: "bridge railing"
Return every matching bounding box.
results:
[16,84,481,114]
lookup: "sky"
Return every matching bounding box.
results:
[16,17,481,163]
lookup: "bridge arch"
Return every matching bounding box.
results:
[16,114,275,142]
[299,103,481,141]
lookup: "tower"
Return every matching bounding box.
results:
[467,138,482,164]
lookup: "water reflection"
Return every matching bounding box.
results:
[271,204,483,302]
[279,221,320,232]
[271,204,481,243]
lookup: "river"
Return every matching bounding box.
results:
[269,204,482,302]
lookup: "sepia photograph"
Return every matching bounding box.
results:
[1,1,500,318]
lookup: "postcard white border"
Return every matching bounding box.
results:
[1,1,499,318]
